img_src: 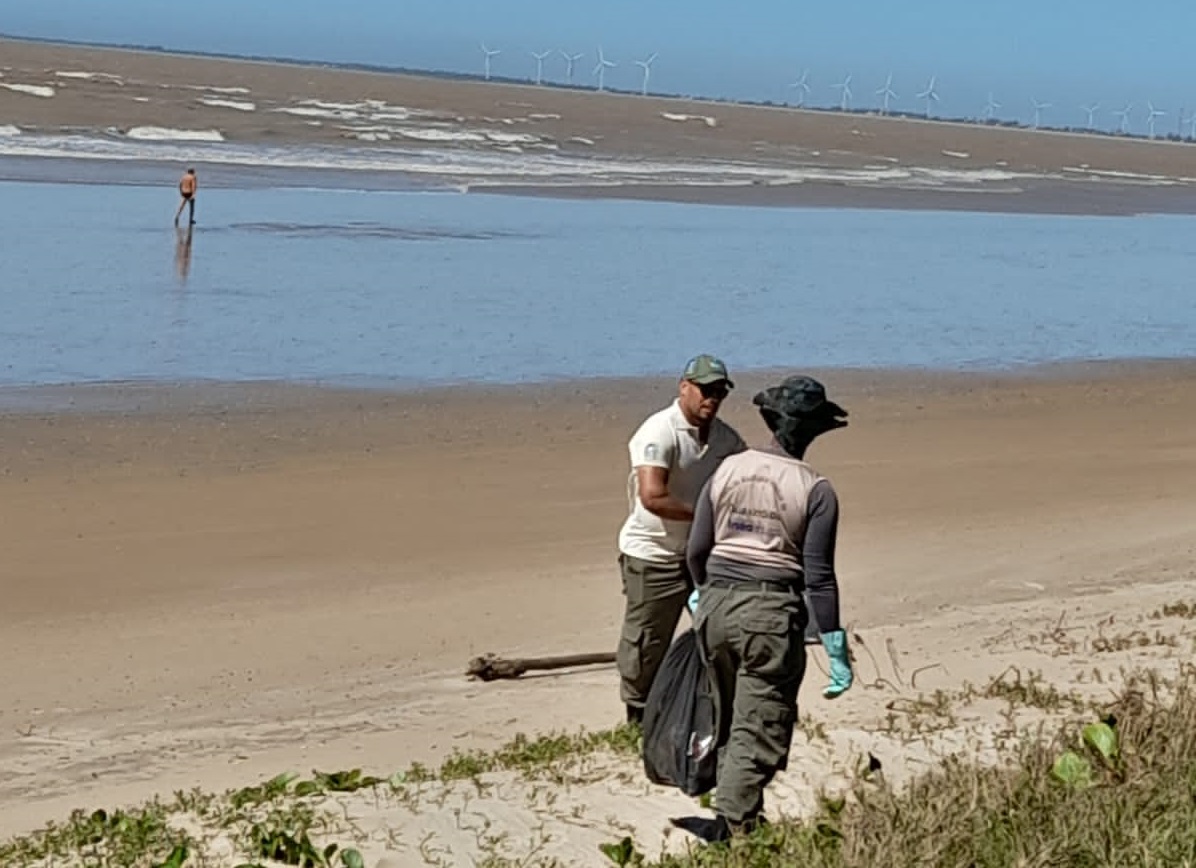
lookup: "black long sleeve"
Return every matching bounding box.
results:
[803,479,841,634]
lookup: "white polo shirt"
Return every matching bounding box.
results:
[617,400,746,563]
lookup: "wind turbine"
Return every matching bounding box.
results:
[982,92,1001,122]
[1146,102,1165,138]
[831,74,852,111]
[1030,98,1051,130]
[593,47,615,92]
[1081,102,1100,131]
[560,51,584,84]
[915,75,939,118]
[480,43,501,81]
[1112,103,1133,134]
[530,50,551,86]
[788,69,811,106]
[875,72,897,115]
[633,52,657,96]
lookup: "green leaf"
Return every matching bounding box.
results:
[340,849,366,868]
[1082,721,1119,761]
[599,836,637,866]
[312,768,383,792]
[816,820,844,841]
[268,771,299,789]
[1051,750,1093,788]
[822,795,847,816]
[294,780,323,797]
[155,844,189,868]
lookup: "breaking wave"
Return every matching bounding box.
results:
[0,82,55,98]
[0,130,1034,186]
[124,127,226,142]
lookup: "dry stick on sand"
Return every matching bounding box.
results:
[851,632,904,693]
[466,651,617,681]
[467,634,944,693]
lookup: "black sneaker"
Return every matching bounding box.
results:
[668,815,728,843]
[670,813,768,844]
[625,704,644,725]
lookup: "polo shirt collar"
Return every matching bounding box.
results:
[668,399,697,431]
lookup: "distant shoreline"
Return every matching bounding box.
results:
[480,179,1196,215]
[4,357,1195,415]
[5,155,1196,217]
[0,33,1188,148]
[3,38,1196,215]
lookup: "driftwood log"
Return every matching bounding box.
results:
[466,651,617,682]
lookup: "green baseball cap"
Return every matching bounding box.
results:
[682,354,734,387]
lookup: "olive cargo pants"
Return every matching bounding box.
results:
[695,582,807,824]
[617,553,692,710]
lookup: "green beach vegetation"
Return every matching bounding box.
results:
[6,664,1196,867]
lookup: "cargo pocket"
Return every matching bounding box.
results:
[617,622,645,683]
[620,555,646,603]
[741,611,790,681]
[760,705,796,772]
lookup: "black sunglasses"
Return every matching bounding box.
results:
[696,381,730,400]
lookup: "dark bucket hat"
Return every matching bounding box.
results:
[752,375,847,422]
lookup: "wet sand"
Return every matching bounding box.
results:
[4,38,1196,213]
[2,361,1195,849]
[490,177,1196,214]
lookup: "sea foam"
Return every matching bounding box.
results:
[0,128,1151,195]
[54,71,124,84]
[661,112,718,128]
[125,127,226,142]
[200,98,257,112]
[1,83,55,98]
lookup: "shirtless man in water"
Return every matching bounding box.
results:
[174,168,197,226]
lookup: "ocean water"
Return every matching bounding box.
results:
[2,177,1194,388]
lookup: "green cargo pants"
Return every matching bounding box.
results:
[617,553,692,710]
[695,582,807,824]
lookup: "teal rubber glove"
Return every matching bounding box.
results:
[687,588,700,614]
[820,629,853,699]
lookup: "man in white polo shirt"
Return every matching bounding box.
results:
[617,355,747,723]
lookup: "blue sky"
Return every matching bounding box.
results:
[8,0,1196,134]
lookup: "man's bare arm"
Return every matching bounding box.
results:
[636,466,694,521]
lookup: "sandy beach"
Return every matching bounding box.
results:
[4,38,1196,212]
[2,362,1195,863]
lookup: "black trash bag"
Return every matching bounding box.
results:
[641,628,718,797]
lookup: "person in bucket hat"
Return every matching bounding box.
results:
[685,374,853,840]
